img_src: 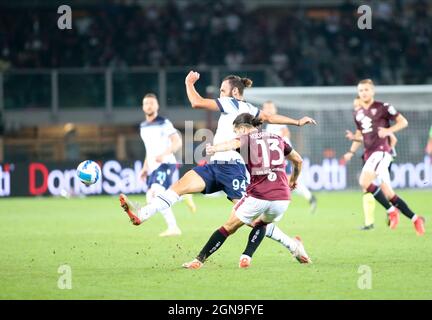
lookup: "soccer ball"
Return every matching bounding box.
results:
[76,160,101,186]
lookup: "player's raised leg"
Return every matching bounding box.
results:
[172,167,197,214]
[119,193,141,225]
[148,184,181,237]
[136,169,206,224]
[264,223,311,263]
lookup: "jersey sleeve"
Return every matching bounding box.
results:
[215,97,236,113]
[383,102,399,121]
[247,103,260,118]
[353,112,361,131]
[283,139,293,156]
[163,119,178,136]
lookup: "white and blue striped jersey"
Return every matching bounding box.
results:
[140,116,178,173]
[212,97,261,162]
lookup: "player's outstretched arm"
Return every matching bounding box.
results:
[185,71,220,111]
[206,140,241,155]
[286,149,303,190]
[259,110,317,126]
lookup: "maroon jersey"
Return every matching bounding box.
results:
[238,131,293,201]
[354,101,399,161]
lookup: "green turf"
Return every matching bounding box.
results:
[0,190,431,300]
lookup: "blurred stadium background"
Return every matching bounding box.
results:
[0,0,431,197]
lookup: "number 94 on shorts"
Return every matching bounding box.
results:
[192,162,248,201]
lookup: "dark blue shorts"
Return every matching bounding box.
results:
[147,163,177,190]
[193,162,248,201]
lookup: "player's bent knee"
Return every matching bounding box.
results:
[380,184,395,199]
[171,170,205,195]
[359,172,376,190]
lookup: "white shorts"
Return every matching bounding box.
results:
[234,195,290,225]
[362,151,393,185]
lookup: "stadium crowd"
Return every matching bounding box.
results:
[0,0,431,85]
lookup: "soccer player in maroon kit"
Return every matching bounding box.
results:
[182,113,312,269]
[345,96,399,230]
[343,79,425,235]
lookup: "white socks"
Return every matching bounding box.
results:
[387,206,396,213]
[265,224,298,253]
[139,189,181,222]
[160,208,178,229]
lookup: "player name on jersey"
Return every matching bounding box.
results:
[239,131,292,201]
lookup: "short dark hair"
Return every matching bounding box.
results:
[233,113,263,128]
[223,75,253,95]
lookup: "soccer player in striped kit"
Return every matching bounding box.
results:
[119,71,316,253]
[345,96,398,230]
[183,113,311,269]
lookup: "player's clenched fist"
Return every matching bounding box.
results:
[185,71,200,85]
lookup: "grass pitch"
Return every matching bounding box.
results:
[0,190,431,300]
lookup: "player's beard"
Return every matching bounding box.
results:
[228,89,234,98]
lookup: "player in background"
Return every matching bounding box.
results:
[425,125,432,156]
[119,71,316,252]
[262,101,318,213]
[120,93,195,237]
[182,113,311,269]
[345,96,398,230]
[343,79,425,235]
